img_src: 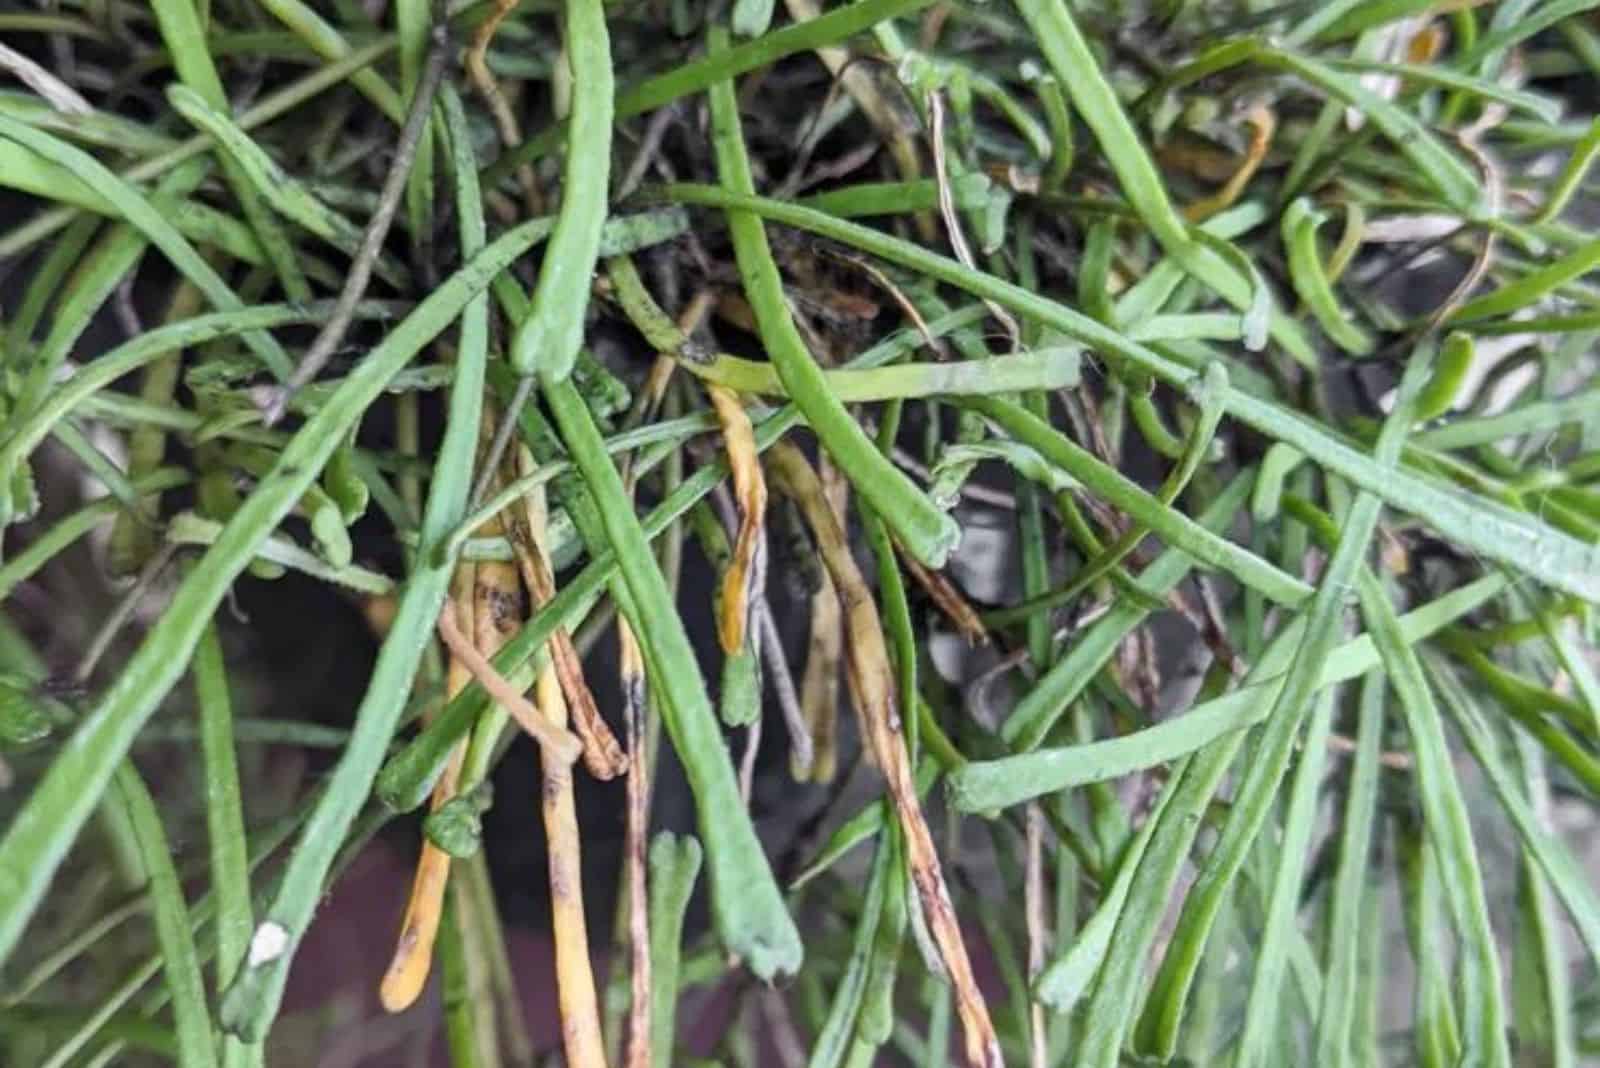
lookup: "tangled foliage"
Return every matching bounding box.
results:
[2,0,1599,1065]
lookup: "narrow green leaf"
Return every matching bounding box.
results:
[971,396,1311,607]
[1456,0,1600,68]
[1259,46,1480,210]
[1449,238,1600,324]
[192,622,260,1068]
[1001,472,1253,750]
[0,116,293,379]
[649,833,703,1065]
[1314,671,1386,1068]
[1357,572,1511,1068]
[1413,385,1600,450]
[704,27,958,568]
[1034,760,1186,1010]
[1327,56,1563,123]
[1073,728,1244,1066]
[809,837,891,1068]
[1283,197,1373,355]
[1399,813,1463,1068]
[255,0,404,120]
[509,0,612,381]
[1413,332,1474,422]
[1425,655,1600,970]
[690,347,1080,401]
[1234,686,1337,1068]
[150,0,315,303]
[789,761,938,890]
[111,765,219,1068]
[166,85,393,278]
[1507,733,1579,1068]
[856,823,909,1047]
[1535,116,1600,224]
[4,212,98,355]
[11,162,201,432]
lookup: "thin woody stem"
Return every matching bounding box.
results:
[261,29,450,424]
